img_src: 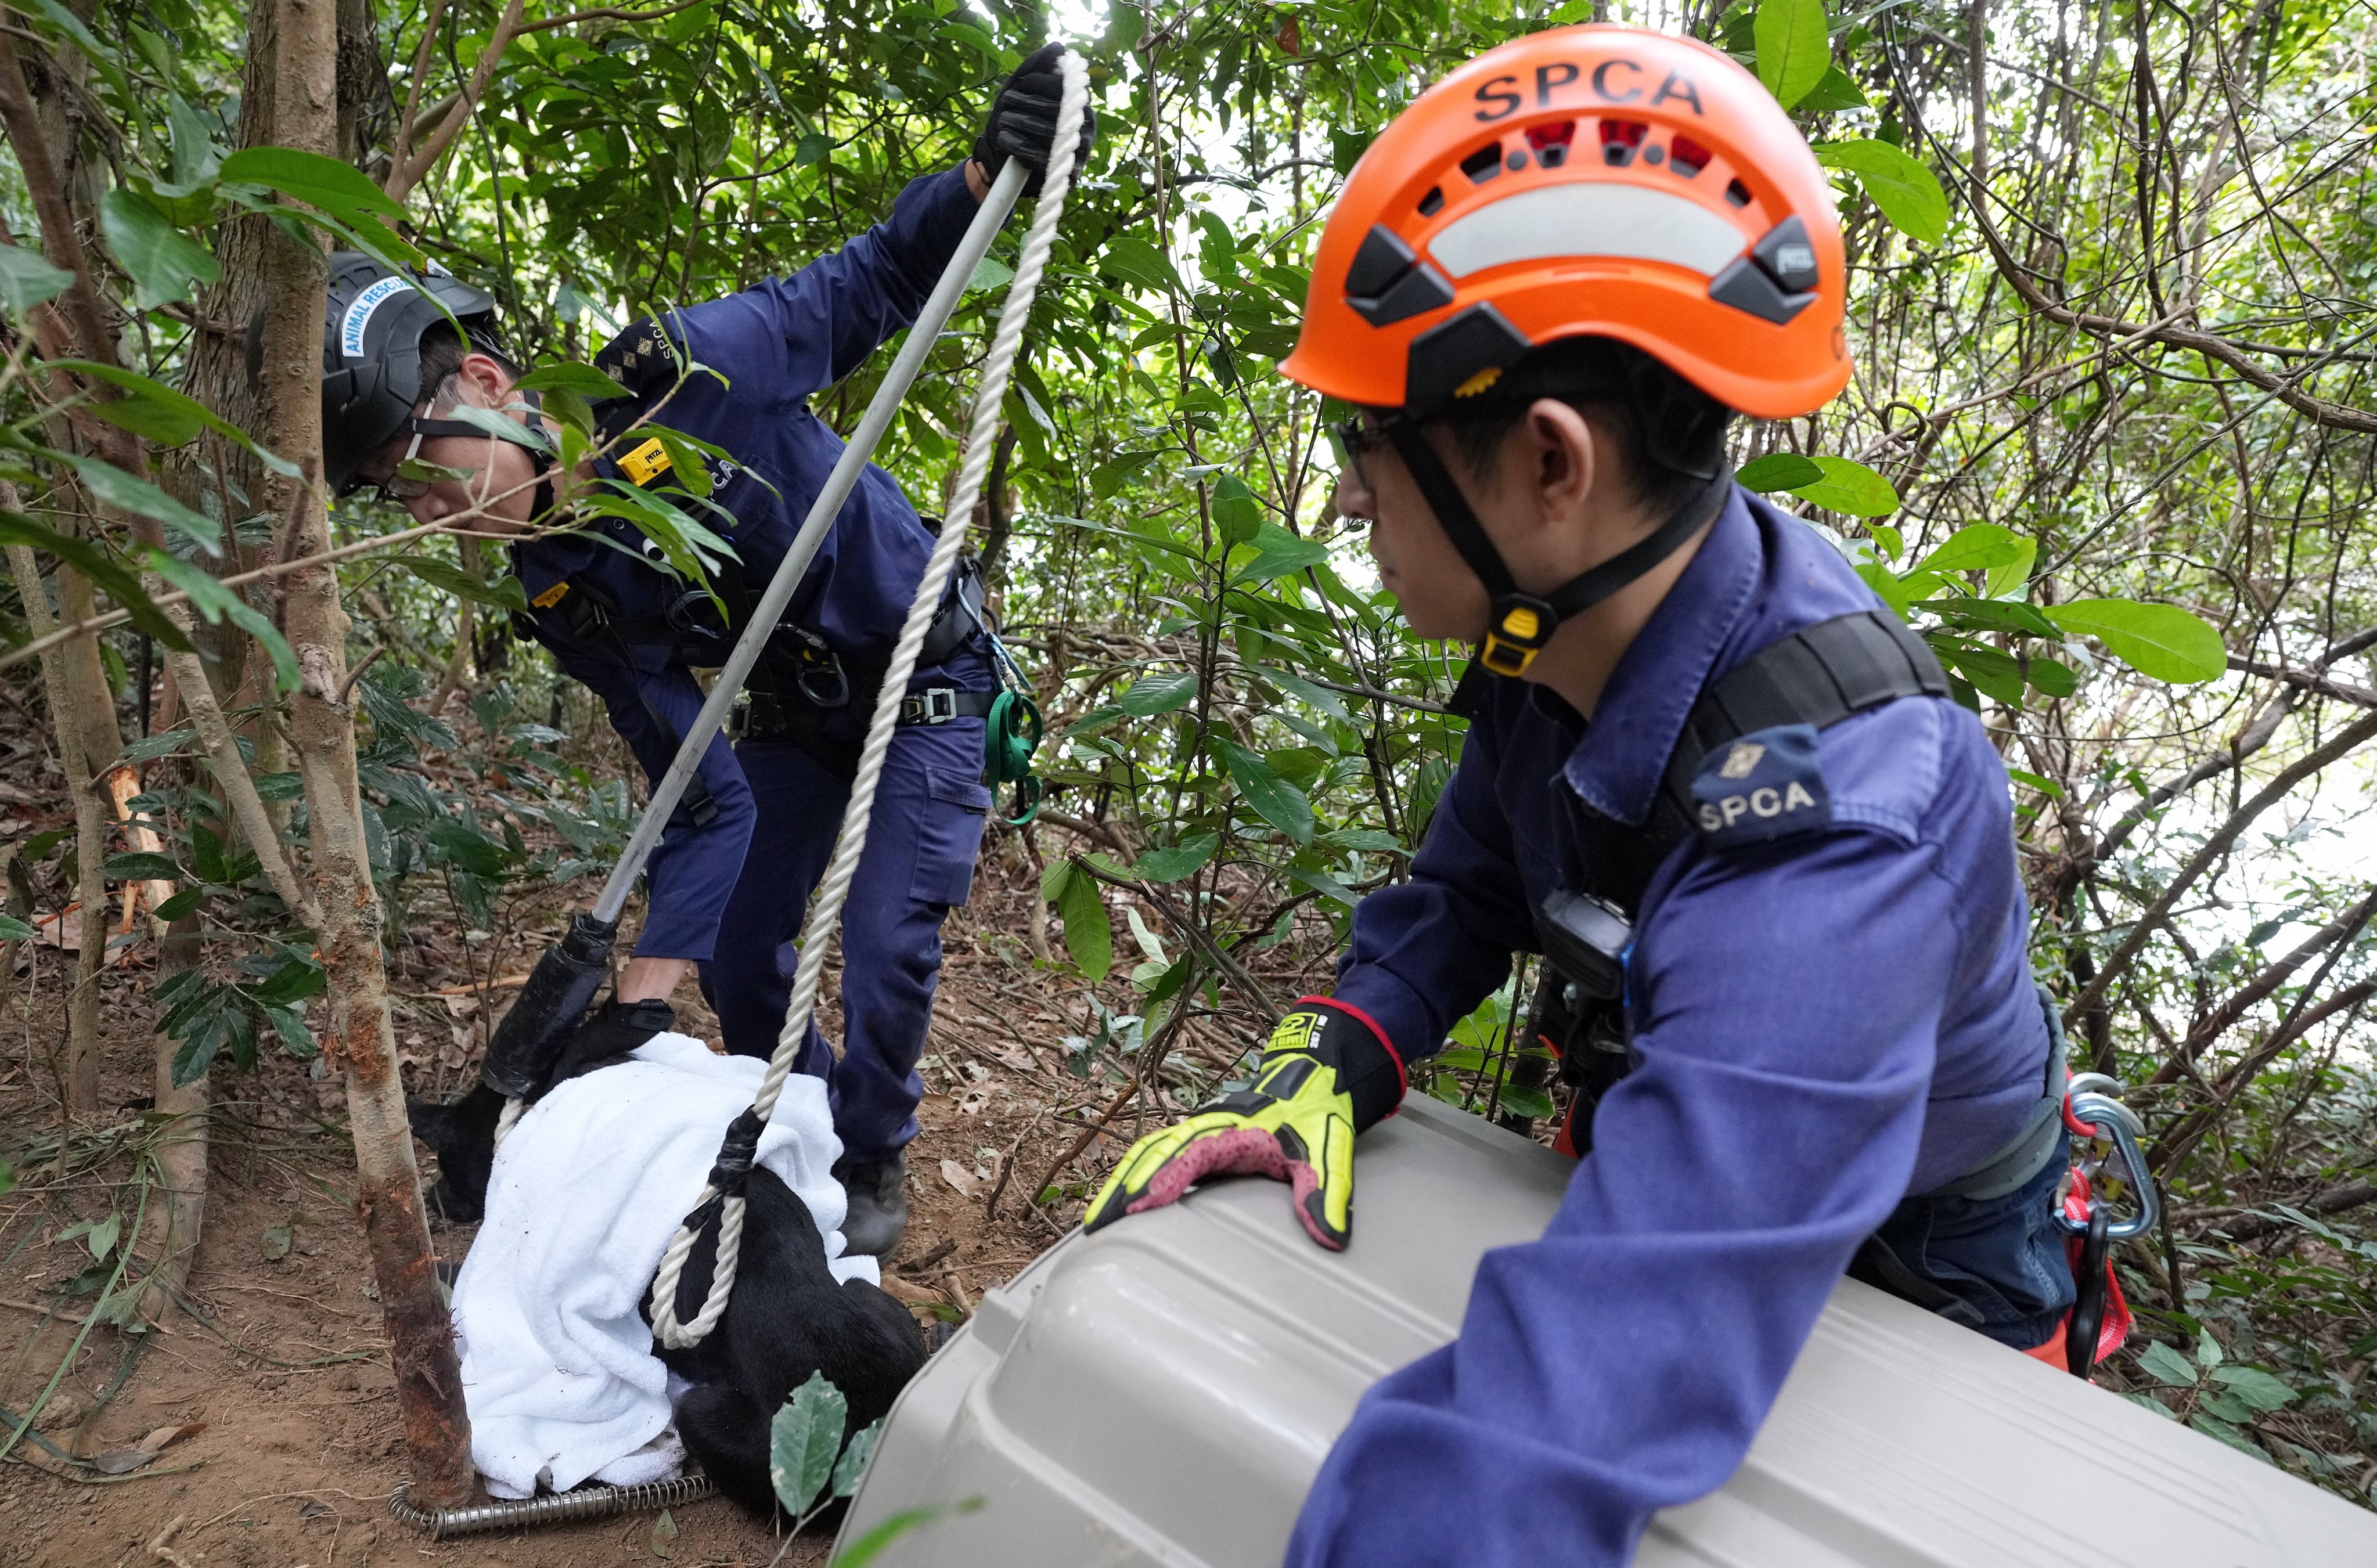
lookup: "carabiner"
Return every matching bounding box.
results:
[2055,1087,2160,1242]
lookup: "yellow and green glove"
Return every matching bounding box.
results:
[1083,998,1404,1250]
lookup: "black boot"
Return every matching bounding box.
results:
[834,1151,909,1259]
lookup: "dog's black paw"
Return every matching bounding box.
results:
[406,1084,505,1222]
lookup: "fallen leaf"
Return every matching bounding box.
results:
[87,1447,157,1475]
[650,1507,678,1559]
[955,1086,990,1117]
[938,1158,979,1198]
[261,1224,294,1261]
[298,1499,333,1519]
[139,1422,203,1453]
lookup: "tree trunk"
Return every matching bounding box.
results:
[238,0,476,1506]
[139,913,208,1325]
[6,538,107,1116]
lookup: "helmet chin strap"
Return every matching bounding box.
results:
[1379,418,1730,715]
[407,388,560,518]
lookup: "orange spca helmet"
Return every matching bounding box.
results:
[1283,24,1849,420]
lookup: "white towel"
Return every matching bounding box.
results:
[452,1032,878,1498]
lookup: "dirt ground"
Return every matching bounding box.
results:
[0,825,1276,1568]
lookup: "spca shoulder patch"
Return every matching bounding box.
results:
[1691,723,1831,850]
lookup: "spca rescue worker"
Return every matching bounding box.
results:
[321,47,1092,1258]
[1085,27,2086,1565]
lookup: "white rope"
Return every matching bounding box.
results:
[647,50,1092,1350]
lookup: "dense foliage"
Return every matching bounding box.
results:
[3,0,2376,1505]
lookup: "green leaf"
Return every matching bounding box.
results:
[1497,1084,1557,1121]
[1939,643,2025,705]
[218,146,404,219]
[1287,867,1357,907]
[2209,1365,2297,1411]
[1211,474,1263,547]
[1753,0,1832,108]
[830,1419,881,1498]
[1814,140,1950,244]
[2026,658,2079,698]
[2135,1340,2199,1388]
[1044,861,1112,983]
[51,361,301,476]
[1237,524,1331,584]
[65,453,221,550]
[143,550,298,691]
[88,1213,120,1260]
[1089,451,1157,499]
[1211,738,1315,844]
[427,817,509,876]
[1781,455,1899,517]
[1736,452,1824,492]
[99,187,220,309]
[0,914,37,940]
[829,1500,984,1568]
[1130,832,1219,883]
[262,1003,316,1056]
[260,1223,293,1261]
[2186,1412,2270,1461]
[514,361,632,401]
[0,243,73,316]
[1920,597,2061,639]
[2043,599,2226,683]
[170,1020,222,1086]
[1117,672,1197,717]
[1258,666,1352,722]
[1984,536,2037,600]
[769,1370,849,1517]
[1098,235,1181,296]
[394,553,531,612]
[1795,62,1868,111]
[1915,523,2025,574]
[2004,767,2065,800]
[100,852,181,882]
[967,254,1015,295]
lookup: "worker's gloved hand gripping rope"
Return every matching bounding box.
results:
[644,49,1094,1350]
[1085,1001,1404,1250]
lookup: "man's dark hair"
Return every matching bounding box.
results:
[1435,336,1733,514]
[415,323,521,408]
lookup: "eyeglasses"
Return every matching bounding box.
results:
[356,409,499,506]
[1328,416,1391,519]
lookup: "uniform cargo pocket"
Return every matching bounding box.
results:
[912,766,993,906]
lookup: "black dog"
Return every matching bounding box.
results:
[652,1168,925,1515]
[405,1007,925,1517]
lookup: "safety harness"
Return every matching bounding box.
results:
[1521,605,2148,1372]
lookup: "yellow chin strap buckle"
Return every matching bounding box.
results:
[1478,594,1556,677]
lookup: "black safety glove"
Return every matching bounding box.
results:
[545,996,678,1089]
[973,42,1096,197]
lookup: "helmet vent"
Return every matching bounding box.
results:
[1417,185,1445,217]
[1460,143,1505,183]
[1668,135,1712,178]
[1725,177,1753,208]
[1598,119,1648,167]
[1526,120,1575,169]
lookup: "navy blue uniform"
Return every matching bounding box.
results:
[513,167,995,1160]
[1287,487,2066,1566]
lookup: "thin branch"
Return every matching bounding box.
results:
[2063,707,2377,1026]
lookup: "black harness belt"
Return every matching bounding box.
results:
[1528,610,2058,1195]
